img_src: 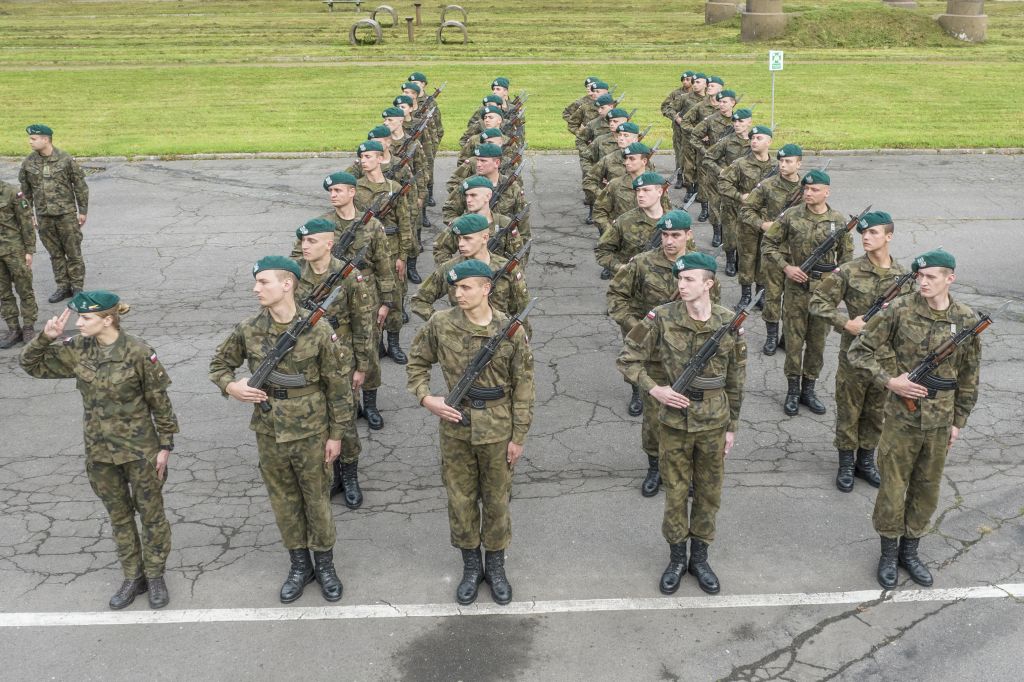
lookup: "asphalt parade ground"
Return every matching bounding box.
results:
[1,152,1022,680]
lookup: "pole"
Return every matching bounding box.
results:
[770,71,776,129]
[414,3,422,25]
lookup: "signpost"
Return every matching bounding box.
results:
[768,50,784,129]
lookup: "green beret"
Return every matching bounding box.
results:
[682,70,695,79]
[491,77,510,89]
[482,105,505,118]
[357,140,384,155]
[731,108,753,121]
[707,76,725,86]
[401,81,422,94]
[912,249,955,273]
[461,175,495,193]
[451,213,490,235]
[382,106,405,119]
[616,121,641,134]
[473,143,503,158]
[777,143,803,158]
[716,89,737,101]
[693,72,708,81]
[657,210,692,232]
[632,172,665,189]
[482,94,503,106]
[802,169,830,186]
[857,211,894,233]
[623,142,651,156]
[323,171,356,190]
[479,127,503,142]
[408,71,427,83]
[590,80,609,91]
[393,95,414,107]
[673,252,718,277]
[252,256,301,280]
[367,125,391,139]
[446,258,494,284]
[296,217,335,239]
[26,123,53,137]
[68,290,119,314]
[606,107,629,120]
[585,75,601,86]
[595,93,614,106]
[750,125,773,137]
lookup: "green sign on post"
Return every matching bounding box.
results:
[768,50,783,128]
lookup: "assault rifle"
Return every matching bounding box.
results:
[444,298,538,426]
[489,160,526,209]
[902,314,992,413]
[797,204,872,278]
[397,106,436,155]
[487,203,530,253]
[384,140,419,180]
[300,245,369,312]
[421,82,447,110]
[861,271,917,323]
[638,123,653,141]
[330,181,412,259]
[489,240,532,288]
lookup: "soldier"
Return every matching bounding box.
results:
[848,250,981,588]
[679,75,722,207]
[673,72,707,194]
[810,211,915,493]
[209,256,351,603]
[407,259,535,605]
[294,218,377,508]
[19,124,89,303]
[566,79,610,141]
[617,252,746,595]
[462,94,505,145]
[690,89,737,229]
[718,123,774,287]
[595,172,667,280]
[740,143,804,355]
[660,71,694,188]
[442,143,530,239]
[0,178,37,348]
[581,110,634,181]
[457,105,507,162]
[704,108,754,267]
[577,95,619,171]
[399,83,440,205]
[21,291,178,610]
[762,170,853,416]
[407,71,443,143]
[449,127,522,195]
[562,76,602,124]
[592,142,669,237]
[432,176,526,267]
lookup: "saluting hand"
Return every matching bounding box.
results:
[649,385,690,410]
[43,308,71,340]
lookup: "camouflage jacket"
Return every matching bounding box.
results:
[618,301,747,433]
[20,332,178,464]
[762,203,853,284]
[809,255,915,353]
[432,212,526,268]
[579,117,612,146]
[411,253,530,325]
[582,132,620,166]
[679,97,716,134]
[447,147,521,194]
[442,173,530,238]
[583,149,627,200]
[209,308,354,443]
[689,112,732,152]
[847,294,981,430]
[19,148,89,216]
[718,153,774,205]
[739,172,800,230]
[661,86,688,120]
[562,95,589,123]
[0,180,35,257]
[593,172,671,236]
[595,206,661,272]
[406,111,438,157]
[355,176,414,259]
[407,306,535,445]
[348,142,428,206]
[296,256,377,374]
[567,98,599,136]
[704,134,752,182]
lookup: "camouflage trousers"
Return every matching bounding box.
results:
[737,222,766,287]
[719,199,738,252]
[37,213,85,290]
[440,434,512,551]
[672,123,685,174]
[86,456,170,579]
[682,140,699,186]
[384,236,407,334]
[872,421,951,539]
[0,251,37,326]
[641,365,670,459]
[782,282,830,379]
[833,352,885,451]
[660,423,726,545]
[759,252,785,323]
[340,379,362,466]
[256,432,336,552]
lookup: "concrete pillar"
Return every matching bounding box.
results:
[740,0,788,42]
[881,0,917,8]
[705,1,738,24]
[937,0,987,42]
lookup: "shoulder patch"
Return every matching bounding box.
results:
[646,310,656,320]
[149,352,158,364]
[62,336,75,346]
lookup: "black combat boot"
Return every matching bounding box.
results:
[330,459,344,498]
[685,184,698,205]
[659,542,687,594]
[724,250,737,277]
[877,536,899,589]
[737,285,752,309]
[361,389,384,430]
[427,181,436,207]
[600,267,613,280]
[762,321,779,356]
[855,447,881,488]
[673,169,685,189]
[0,324,21,349]
[340,461,363,509]
[109,576,147,610]
[313,549,344,602]
[783,376,801,416]
[407,256,422,284]
[484,550,513,605]
[456,547,484,605]
[147,575,169,609]
[628,385,643,416]
[378,334,387,358]
[642,455,661,497]
[898,537,933,586]
[799,377,827,415]
[386,331,408,364]
[584,204,594,225]
[21,323,34,343]
[280,549,314,603]
[421,204,432,229]
[48,287,72,304]
[754,286,765,311]
[835,450,856,492]
[709,223,721,246]
[698,203,709,223]
[688,538,720,594]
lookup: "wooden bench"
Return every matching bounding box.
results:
[323,0,362,12]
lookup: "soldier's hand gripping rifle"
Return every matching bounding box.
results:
[487,203,530,254]
[330,182,411,259]
[861,271,917,323]
[797,204,872,279]
[901,314,992,413]
[489,159,526,209]
[489,240,532,290]
[444,298,538,426]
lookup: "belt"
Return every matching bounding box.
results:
[266,384,320,400]
[463,385,508,410]
[383,225,399,236]
[683,375,726,402]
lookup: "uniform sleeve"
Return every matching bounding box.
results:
[509,328,535,445]
[725,332,748,432]
[595,218,624,271]
[410,268,445,321]
[606,260,641,332]
[208,325,247,396]
[69,158,89,214]
[19,333,78,379]
[592,184,615,235]
[14,191,35,252]
[432,229,457,267]
[510,181,531,240]
[18,161,33,207]
[441,190,464,225]
[616,316,659,393]
[562,99,580,123]
[953,326,982,429]
[140,348,180,447]
[406,321,439,403]
[809,269,850,332]
[689,119,709,147]
[395,189,414,259]
[581,158,605,201]
[847,308,899,389]
[740,184,766,229]
[761,216,790,271]
[370,225,397,299]
[717,162,742,202]
[348,279,376,374]
[319,333,354,441]
[661,92,678,119]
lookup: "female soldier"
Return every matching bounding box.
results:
[20,290,179,610]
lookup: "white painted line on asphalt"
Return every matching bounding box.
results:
[3,583,1022,628]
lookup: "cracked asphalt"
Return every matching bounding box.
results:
[0,152,1021,680]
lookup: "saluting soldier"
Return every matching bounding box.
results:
[407,259,535,606]
[595,172,667,280]
[209,256,351,604]
[617,252,746,595]
[21,291,179,610]
[442,143,530,238]
[592,142,669,237]
[690,89,737,228]
[848,250,981,589]
[718,123,774,289]
[432,176,526,267]
[0,178,37,347]
[19,124,89,303]
[762,169,853,417]
[660,71,694,188]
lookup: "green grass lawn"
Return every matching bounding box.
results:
[0,0,1022,155]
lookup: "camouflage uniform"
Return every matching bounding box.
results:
[407,307,535,550]
[442,174,531,239]
[848,294,981,538]
[617,301,747,544]
[411,254,530,326]
[432,212,526,268]
[678,96,716,188]
[447,144,521,195]
[348,142,427,250]
[593,172,671,237]
[209,309,353,551]
[706,134,753,253]
[740,173,801,324]
[355,176,413,334]
[562,94,590,124]
[566,98,599,141]
[20,332,179,578]
[19,148,89,291]
[581,132,621,182]
[810,256,914,451]
[0,181,37,330]
[762,204,852,379]
[583,148,628,209]
[690,113,733,224]
[719,153,774,283]
[660,85,689,176]
[595,207,660,274]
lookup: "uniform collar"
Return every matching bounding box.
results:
[87,332,128,363]
[450,305,502,335]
